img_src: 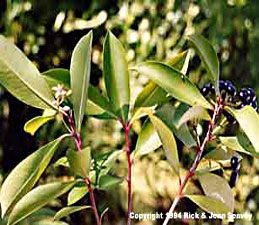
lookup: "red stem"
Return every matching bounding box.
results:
[123,122,133,225]
[163,99,223,225]
[86,178,101,225]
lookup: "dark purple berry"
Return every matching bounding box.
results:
[229,171,239,188]
[231,156,240,170]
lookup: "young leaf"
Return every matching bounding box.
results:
[134,120,162,157]
[136,62,212,109]
[0,137,64,218]
[67,147,91,178]
[70,31,93,132]
[226,106,259,153]
[188,34,219,91]
[54,206,91,221]
[42,68,70,88]
[99,175,123,189]
[149,114,179,176]
[185,195,231,214]
[177,106,211,128]
[67,183,88,206]
[198,173,234,212]
[103,31,130,122]
[24,109,56,136]
[53,157,69,168]
[0,35,56,110]
[8,181,75,225]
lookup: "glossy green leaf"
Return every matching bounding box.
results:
[103,31,130,122]
[219,136,253,156]
[149,114,179,175]
[134,120,162,157]
[136,62,212,109]
[0,137,64,218]
[24,109,56,136]
[177,106,210,128]
[226,106,259,153]
[166,50,189,69]
[198,173,234,212]
[67,183,88,206]
[204,147,241,161]
[54,206,91,221]
[42,69,70,88]
[188,34,219,91]
[99,175,123,189]
[67,147,91,178]
[185,195,231,214]
[236,131,259,157]
[8,181,75,225]
[70,31,93,132]
[0,35,56,109]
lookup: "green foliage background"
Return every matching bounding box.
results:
[0,0,259,224]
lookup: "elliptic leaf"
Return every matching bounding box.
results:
[70,31,93,132]
[0,137,64,218]
[99,175,123,189]
[136,62,212,109]
[67,147,91,178]
[0,35,56,109]
[103,31,130,122]
[8,181,75,225]
[188,34,219,91]
[67,183,88,206]
[185,195,231,214]
[226,106,259,153]
[198,173,234,212]
[42,69,70,88]
[149,114,179,175]
[54,206,91,221]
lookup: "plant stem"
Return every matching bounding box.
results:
[163,99,223,225]
[85,178,101,225]
[123,122,133,225]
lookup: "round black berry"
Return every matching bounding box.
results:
[230,156,240,170]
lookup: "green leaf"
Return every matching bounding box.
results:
[219,136,254,156]
[67,147,91,178]
[70,31,93,132]
[236,131,259,157]
[0,137,64,218]
[149,114,179,176]
[99,175,123,189]
[67,183,88,206]
[188,34,219,91]
[136,62,212,109]
[198,173,234,212]
[204,147,241,161]
[54,206,91,221]
[103,31,130,122]
[8,181,75,225]
[134,120,161,156]
[177,106,211,128]
[0,35,56,109]
[226,106,259,153]
[42,69,70,88]
[185,195,231,214]
[53,157,69,168]
[24,109,56,136]
[166,50,189,69]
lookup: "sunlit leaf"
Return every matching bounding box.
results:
[8,181,75,225]
[185,195,231,214]
[136,62,212,109]
[149,114,179,176]
[0,36,56,109]
[53,157,69,168]
[67,147,91,178]
[24,109,56,136]
[177,106,210,128]
[0,137,65,217]
[42,69,70,88]
[54,206,91,221]
[67,183,88,206]
[188,34,219,91]
[70,31,93,132]
[198,173,234,212]
[226,106,259,153]
[103,31,130,122]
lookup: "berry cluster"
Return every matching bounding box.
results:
[229,156,240,188]
[200,80,258,122]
